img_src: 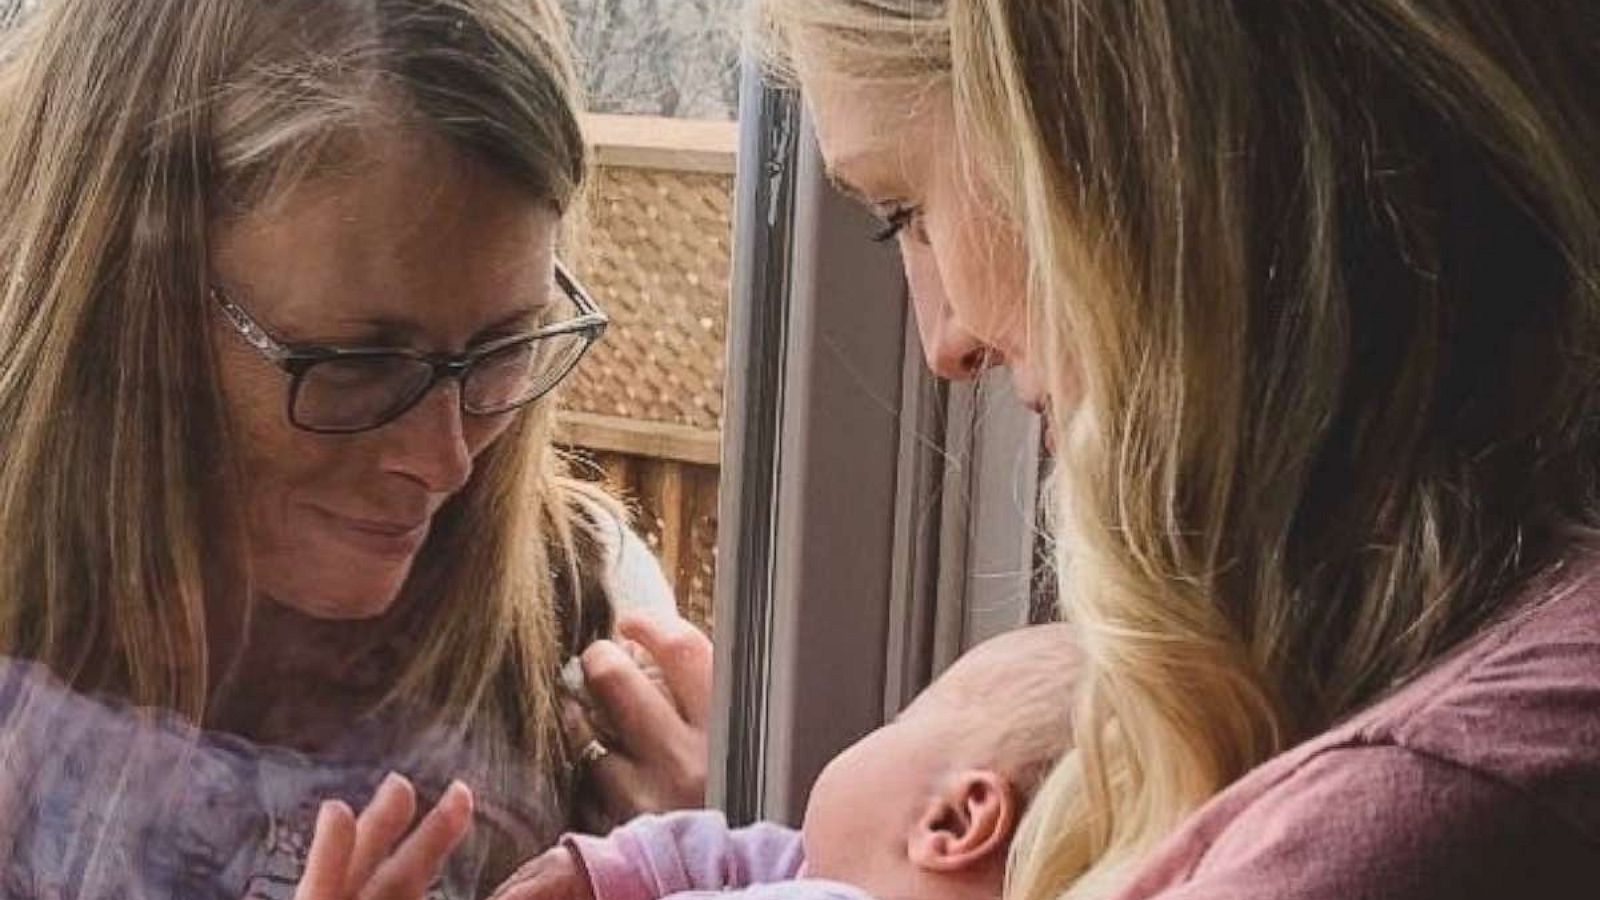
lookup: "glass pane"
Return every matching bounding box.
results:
[0,3,742,897]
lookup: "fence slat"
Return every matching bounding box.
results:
[556,412,722,466]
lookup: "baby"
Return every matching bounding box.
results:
[493,623,1078,900]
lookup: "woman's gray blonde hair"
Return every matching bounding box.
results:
[0,0,605,784]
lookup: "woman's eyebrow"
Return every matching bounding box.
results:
[472,304,542,339]
[318,302,542,347]
[826,161,913,212]
[318,314,420,345]
[825,166,874,205]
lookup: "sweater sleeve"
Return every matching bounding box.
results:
[648,880,874,900]
[1149,745,1598,899]
[564,811,807,900]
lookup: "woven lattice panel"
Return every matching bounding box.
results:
[565,166,733,432]
[566,448,720,635]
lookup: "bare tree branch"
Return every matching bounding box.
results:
[562,0,739,120]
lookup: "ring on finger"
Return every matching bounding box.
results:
[578,738,610,768]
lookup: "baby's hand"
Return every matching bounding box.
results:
[293,774,474,900]
[489,846,596,900]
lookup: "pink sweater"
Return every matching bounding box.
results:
[1112,551,1600,898]
[572,550,1600,900]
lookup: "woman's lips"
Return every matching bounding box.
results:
[309,506,430,561]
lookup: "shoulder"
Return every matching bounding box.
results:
[1154,744,1598,899]
[0,657,502,898]
[0,656,275,896]
[1115,548,1600,899]
[1375,547,1600,843]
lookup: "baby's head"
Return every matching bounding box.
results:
[801,623,1077,900]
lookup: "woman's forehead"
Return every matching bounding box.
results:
[212,140,559,345]
[808,76,949,199]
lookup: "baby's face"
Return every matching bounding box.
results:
[801,634,1033,884]
[800,625,1075,891]
[800,685,967,881]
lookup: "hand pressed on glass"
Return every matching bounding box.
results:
[293,773,474,900]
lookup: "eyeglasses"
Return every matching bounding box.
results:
[213,262,607,434]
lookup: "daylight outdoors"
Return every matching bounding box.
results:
[562,0,740,120]
[551,0,741,632]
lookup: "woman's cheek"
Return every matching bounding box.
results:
[463,411,517,458]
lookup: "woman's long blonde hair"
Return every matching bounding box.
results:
[0,0,606,776]
[760,1,1600,896]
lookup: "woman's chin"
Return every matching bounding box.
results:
[259,562,413,621]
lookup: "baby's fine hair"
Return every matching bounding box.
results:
[939,623,1079,800]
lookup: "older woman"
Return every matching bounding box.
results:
[0,0,705,897]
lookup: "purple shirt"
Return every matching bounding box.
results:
[0,517,677,899]
[0,657,557,899]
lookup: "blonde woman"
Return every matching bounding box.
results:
[0,0,710,897]
[752,1,1600,898]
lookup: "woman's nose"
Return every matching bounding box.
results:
[928,332,990,381]
[919,307,991,382]
[906,260,992,382]
[378,381,474,495]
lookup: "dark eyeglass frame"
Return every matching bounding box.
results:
[213,261,608,434]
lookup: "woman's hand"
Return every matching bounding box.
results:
[293,773,474,900]
[487,846,596,900]
[573,613,712,823]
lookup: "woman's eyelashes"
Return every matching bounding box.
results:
[870,205,922,244]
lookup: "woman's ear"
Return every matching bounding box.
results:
[906,769,1017,873]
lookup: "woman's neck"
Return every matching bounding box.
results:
[205,591,415,751]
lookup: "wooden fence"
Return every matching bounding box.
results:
[557,114,737,632]
[557,413,721,631]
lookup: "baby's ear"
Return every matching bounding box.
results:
[906,769,1017,873]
